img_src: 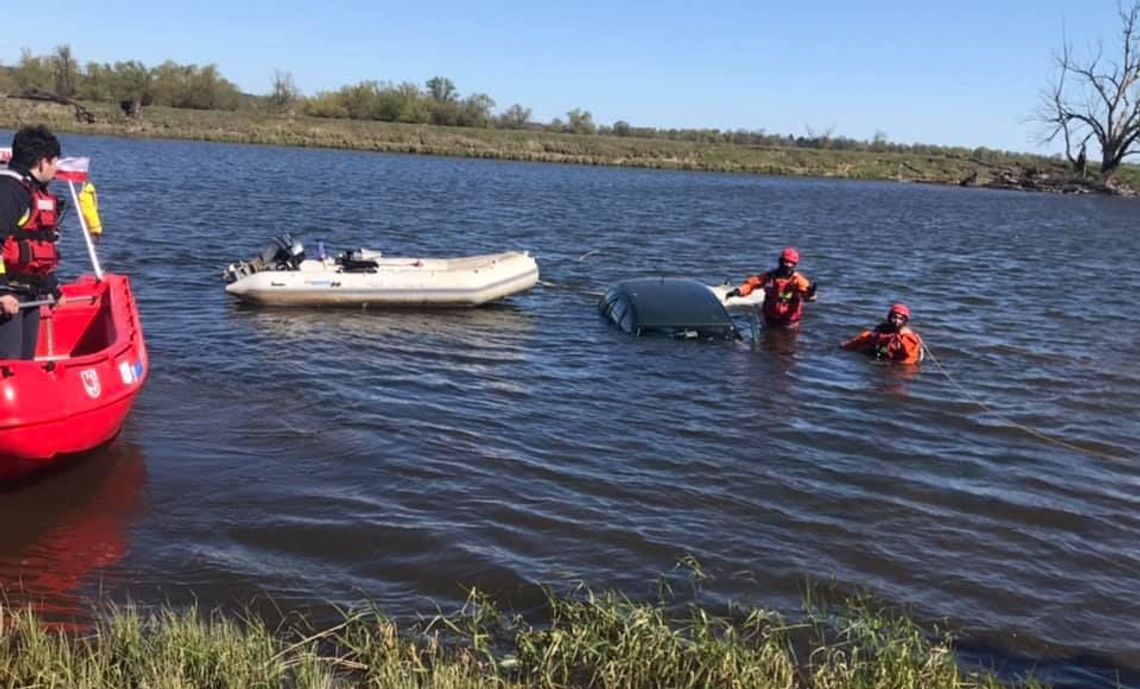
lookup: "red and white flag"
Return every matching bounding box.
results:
[0,147,91,182]
[54,157,91,183]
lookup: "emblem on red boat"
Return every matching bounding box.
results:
[81,369,102,398]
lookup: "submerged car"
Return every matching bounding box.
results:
[599,277,740,340]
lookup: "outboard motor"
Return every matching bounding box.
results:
[223,234,307,283]
[261,234,305,269]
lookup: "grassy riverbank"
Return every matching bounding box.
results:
[3,97,1137,194]
[0,584,1042,689]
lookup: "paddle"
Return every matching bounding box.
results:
[19,298,59,310]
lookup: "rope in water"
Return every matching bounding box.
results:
[920,342,1128,463]
[535,249,602,291]
[537,279,603,297]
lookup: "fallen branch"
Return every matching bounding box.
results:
[8,87,96,123]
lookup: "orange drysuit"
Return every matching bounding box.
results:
[736,271,815,326]
[842,325,924,364]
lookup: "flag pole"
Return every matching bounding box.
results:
[67,179,103,281]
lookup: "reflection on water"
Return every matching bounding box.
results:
[228,301,536,344]
[754,324,801,357]
[0,441,147,620]
[855,355,923,397]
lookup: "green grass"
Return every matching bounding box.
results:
[0,581,1048,689]
[2,97,1134,195]
[1115,164,1140,188]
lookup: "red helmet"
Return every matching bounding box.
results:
[888,303,911,319]
[780,247,800,263]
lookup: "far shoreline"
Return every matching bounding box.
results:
[3,98,1136,196]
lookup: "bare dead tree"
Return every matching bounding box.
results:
[1039,2,1140,180]
[804,124,836,149]
[52,44,77,98]
[269,69,299,112]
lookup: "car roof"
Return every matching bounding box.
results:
[607,278,733,330]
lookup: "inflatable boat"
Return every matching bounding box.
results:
[0,275,147,479]
[0,151,148,480]
[223,235,540,307]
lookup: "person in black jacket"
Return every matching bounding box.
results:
[0,125,62,359]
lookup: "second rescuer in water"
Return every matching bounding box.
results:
[725,247,818,328]
[841,303,924,364]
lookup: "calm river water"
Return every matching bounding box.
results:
[1,133,1137,687]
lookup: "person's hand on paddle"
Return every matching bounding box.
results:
[43,275,63,304]
[0,295,19,317]
[724,287,741,299]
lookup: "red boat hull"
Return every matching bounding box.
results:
[0,274,147,480]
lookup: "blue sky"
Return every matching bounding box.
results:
[8,1,1130,152]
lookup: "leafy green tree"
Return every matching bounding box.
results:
[144,61,240,110]
[110,60,153,112]
[149,60,188,106]
[393,81,429,123]
[460,93,495,127]
[498,103,532,129]
[871,130,889,152]
[372,90,401,121]
[76,62,115,101]
[612,120,631,137]
[302,91,347,118]
[566,108,596,134]
[428,100,462,126]
[339,81,382,120]
[184,64,241,110]
[426,76,457,103]
[14,49,52,91]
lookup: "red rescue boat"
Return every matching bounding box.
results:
[0,150,148,480]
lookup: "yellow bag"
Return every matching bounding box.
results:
[79,181,102,235]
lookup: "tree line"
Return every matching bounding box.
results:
[9,46,245,113]
[2,45,1050,162]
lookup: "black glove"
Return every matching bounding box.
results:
[724,288,741,299]
[40,274,62,303]
[806,282,818,299]
[56,196,70,225]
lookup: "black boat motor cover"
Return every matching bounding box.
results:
[223,234,306,283]
[260,234,305,268]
